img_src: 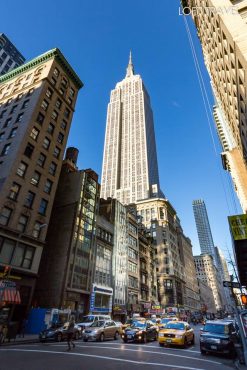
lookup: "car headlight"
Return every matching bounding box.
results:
[175,335,183,338]
[159,333,164,337]
[200,337,205,342]
[221,339,229,344]
[91,330,98,334]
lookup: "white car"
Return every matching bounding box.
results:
[77,315,111,330]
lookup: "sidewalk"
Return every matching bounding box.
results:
[0,334,39,346]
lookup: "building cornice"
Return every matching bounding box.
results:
[0,48,83,89]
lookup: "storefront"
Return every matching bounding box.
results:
[112,304,127,322]
[89,284,113,315]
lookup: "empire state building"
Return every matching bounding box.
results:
[101,53,163,205]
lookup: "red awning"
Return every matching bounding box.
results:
[0,288,21,304]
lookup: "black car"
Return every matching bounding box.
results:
[39,322,82,342]
[121,320,157,343]
[200,320,239,357]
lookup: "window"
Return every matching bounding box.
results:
[17,161,27,177]
[27,88,34,96]
[55,98,62,109]
[47,123,55,135]
[30,127,39,141]
[128,261,138,273]
[1,143,11,156]
[24,191,35,208]
[9,127,17,138]
[0,110,7,119]
[57,132,64,144]
[22,246,34,269]
[10,105,17,114]
[41,99,49,111]
[17,215,28,233]
[43,137,50,150]
[0,207,12,225]
[69,87,75,98]
[33,222,42,238]
[61,77,68,88]
[51,110,58,121]
[30,171,41,186]
[11,243,34,269]
[37,152,46,167]
[39,198,48,215]
[49,161,57,176]
[21,100,29,109]
[64,108,70,118]
[53,146,60,159]
[61,120,67,130]
[16,113,24,122]
[36,112,45,125]
[44,179,53,194]
[24,142,34,158]
[9,182,21,200]
[51,77,56,86]
[17,93,23,100]
[53,68,60,77]
[68,97,73,105]
[3,118,12,128]
[45,88,53,99]
[0,132,4,141]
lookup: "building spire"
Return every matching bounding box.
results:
[126,50,134,77]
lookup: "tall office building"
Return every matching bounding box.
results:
[0,49,82,322]
[183,0,247,212]
[0,33,25,75]
[192,199,216,264]
[101,52,162,205]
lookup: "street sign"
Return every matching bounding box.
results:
[223,281,240,288]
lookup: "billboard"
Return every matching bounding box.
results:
[228,214,247,241]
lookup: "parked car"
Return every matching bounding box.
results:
[77,315,111,330]
[83,320,119,342]
[121,319,157,343]
[39,322,82,342]
[158,321,194,348]
[200,320,239,357]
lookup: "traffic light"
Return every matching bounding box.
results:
[241,295,247,305]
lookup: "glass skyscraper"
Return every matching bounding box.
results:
[192,199,216,264]
[101,52,163,205]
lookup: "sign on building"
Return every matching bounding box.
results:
[228,215,247,241]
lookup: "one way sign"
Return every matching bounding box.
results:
[223,281,240,289]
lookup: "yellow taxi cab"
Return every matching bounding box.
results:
[158,321,194,348]
[158,317,178,329]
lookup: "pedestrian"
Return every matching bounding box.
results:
[66,316,75,351]
[19,318,27,338]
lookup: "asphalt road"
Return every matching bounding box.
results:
[0,326,236,370]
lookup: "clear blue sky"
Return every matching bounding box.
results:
[4,0,242,259]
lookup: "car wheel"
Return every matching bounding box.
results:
[200,349,206,355]
[83,338,88,342]
[114,331,119,340]
[182,337,187,349]
[123,339,127,343]
[100,333,105,342]
[159,342,164,347]
[191,335,195,345]
[56,333,62,342]
[143,334,147,344]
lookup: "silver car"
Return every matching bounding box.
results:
[83,320,119,342]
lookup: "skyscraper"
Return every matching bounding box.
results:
[0,48,82,323]
[183,0,247,212]
[101,52,162,205]
[192,199,216,263]
[0,33,25,75]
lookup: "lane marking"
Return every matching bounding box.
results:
[0,348,211,370]
[74,345,222,365]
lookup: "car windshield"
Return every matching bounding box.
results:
[204,324,229,334]
[90,320,105,328]
[80,316,95,323]
[166,323,185,330]
[130,321,146,329]
[161,318,170,324]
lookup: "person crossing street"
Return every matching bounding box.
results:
[66,316,75,351]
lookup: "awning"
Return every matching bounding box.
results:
[0,288,21,304]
